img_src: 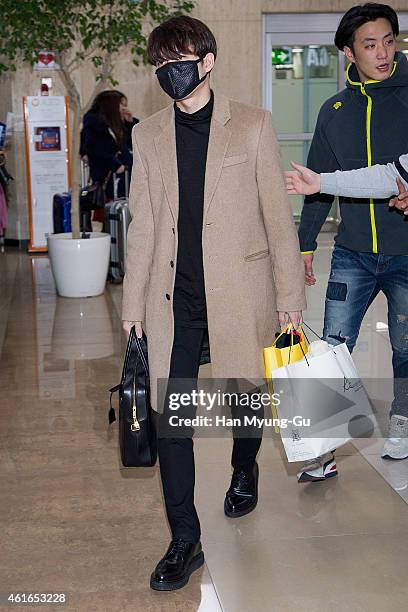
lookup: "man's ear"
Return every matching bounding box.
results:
[202,52,215,73]
[343,45,356,64]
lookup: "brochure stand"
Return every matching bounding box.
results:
[23,96,71,252]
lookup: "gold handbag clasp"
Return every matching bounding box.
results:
[130,375,140,431]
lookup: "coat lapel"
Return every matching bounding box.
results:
[153,94,231,222]
[203,94,231,219]
[154,105,179,222]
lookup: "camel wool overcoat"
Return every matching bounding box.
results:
[122,93,306,412]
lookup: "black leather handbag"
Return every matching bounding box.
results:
[108,327,157,467]
[80,170,112,212]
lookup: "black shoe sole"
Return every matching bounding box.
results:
[382,454,408,461]
[297,470,338,483]
[224,496,258,518]
[150,551,205,591]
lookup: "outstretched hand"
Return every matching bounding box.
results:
[285,161,321,196]
[389,177,408,215]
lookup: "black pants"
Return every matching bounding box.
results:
[158,326,263,544]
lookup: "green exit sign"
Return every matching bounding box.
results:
[272,47,292,65]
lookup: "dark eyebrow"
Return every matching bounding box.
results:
[362,31,393,42]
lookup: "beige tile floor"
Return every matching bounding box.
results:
[1,239,408,612]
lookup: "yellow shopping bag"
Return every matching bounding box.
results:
[263,324,309,432]
[264,324,308,376]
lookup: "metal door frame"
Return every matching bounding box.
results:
[263,11,408,111]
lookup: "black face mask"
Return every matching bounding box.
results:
[155,58,207,100]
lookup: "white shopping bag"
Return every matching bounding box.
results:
[271,342,376,462]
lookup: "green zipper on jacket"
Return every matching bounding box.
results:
[346,62,397,254]
[360,84,378,254]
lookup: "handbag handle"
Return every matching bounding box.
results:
[107,330,149,425]
[102,170,112,190]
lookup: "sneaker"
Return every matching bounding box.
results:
[297,452,337,483]
[381,415,408,461]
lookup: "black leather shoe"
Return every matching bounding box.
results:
[224,462,259,518]
[150,539,204,591]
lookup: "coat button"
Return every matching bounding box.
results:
[172,228,175,234]
[166,293,170,300]
[170,260,174,268]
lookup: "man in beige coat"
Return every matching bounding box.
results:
[122,16,306,591]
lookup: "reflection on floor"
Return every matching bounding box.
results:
[1,239,408,612]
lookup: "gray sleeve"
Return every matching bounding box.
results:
[320,153,408,198]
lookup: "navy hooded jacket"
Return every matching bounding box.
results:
[298,52,408,256]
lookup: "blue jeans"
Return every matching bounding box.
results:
[323,245,408,418]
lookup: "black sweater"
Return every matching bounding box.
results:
[173,92,214,327]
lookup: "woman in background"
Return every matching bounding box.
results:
[80,90,139,224]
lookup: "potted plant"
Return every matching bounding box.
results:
[0,0,194,297]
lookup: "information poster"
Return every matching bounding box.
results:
[23,96,71,251]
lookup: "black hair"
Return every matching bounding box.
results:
[147,15,217,66]
[335,3,399,51]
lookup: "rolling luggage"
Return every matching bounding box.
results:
[105,172,131,283]
[53,161,92,234]
[53,193,72,233]
[52,192,92,234]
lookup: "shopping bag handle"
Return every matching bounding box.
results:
[273,322,307,346]
[272,322,299,347]
[301,321,322,341]
[273,323,310,366]
[291,334,309,366]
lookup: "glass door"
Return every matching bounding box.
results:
[271,43,341,219]
[264,30,344,224]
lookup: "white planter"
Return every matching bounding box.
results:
[47,232,111,298]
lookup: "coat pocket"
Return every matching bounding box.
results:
[223,153,248,167]
[244,249,270,262]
